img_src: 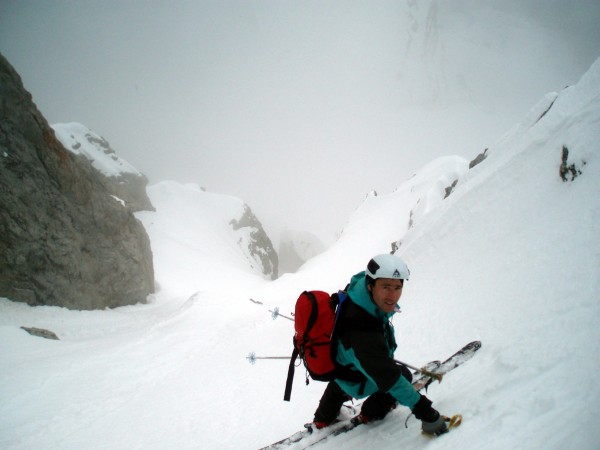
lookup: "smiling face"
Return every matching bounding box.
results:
[368,278,404,314]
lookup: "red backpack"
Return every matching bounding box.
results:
[283,290,347,401]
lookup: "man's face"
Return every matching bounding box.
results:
[368,278,404,313]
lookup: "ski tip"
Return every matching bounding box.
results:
[460,340,482,352]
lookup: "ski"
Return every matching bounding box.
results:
[259,341,481,449]
[259,419,354,450]
[412,340,482,391]
[260,427,311,449]
[259,405,359,449]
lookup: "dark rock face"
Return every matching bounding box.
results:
[229,204,279,280]
[469,148,488,169]
[559,145,585,182]
[0,53,154,310]
[108,171,155,212]
[444,179,459,199]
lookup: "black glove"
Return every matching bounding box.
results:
[411,395,448,436]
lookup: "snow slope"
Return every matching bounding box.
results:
[1,59,599,450]
[137,181,275,296]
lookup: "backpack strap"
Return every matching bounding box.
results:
[283,346,299,402]
[330,290,347,342]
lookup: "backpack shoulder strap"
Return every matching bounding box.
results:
[332,290,349,330]
[283,346,299,402]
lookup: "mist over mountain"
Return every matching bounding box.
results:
[0,10,599,447]
[278,229,339,275]
[1,1,598,237]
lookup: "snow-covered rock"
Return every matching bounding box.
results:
[52,122,154,212]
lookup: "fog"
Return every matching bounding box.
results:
[1,0,599,242]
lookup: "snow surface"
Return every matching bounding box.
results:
[1,59,599,449]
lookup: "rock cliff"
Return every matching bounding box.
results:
[0,53,154,309]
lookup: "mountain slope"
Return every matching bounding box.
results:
[250,58,599,450]
[0,59,598,450]
[377,56,600,449]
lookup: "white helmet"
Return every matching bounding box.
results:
[366,253,410,281]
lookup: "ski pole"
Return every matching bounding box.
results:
[395,359,443,382]
[247,352,290,365]
[248,299,294,321]
[247,352,440,381]
[269,306,293,321]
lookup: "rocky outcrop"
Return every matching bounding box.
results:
[559,145,585,182]
[469,148,488,169]
[20,326,59,340]
[0,53,154,310]
[229,205,278,279]
[444,179,459,198]
[52,122,154,212]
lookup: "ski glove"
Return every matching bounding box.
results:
[411,395,448,436]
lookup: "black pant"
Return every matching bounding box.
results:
[313,380,351,423]
[313,364,413,423]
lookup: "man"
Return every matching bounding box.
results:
[312,253,448,436]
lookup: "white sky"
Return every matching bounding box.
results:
[1,0,599,240]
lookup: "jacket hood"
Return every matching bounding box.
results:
[347,271,396,321]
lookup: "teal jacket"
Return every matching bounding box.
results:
[334,271,420,409]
